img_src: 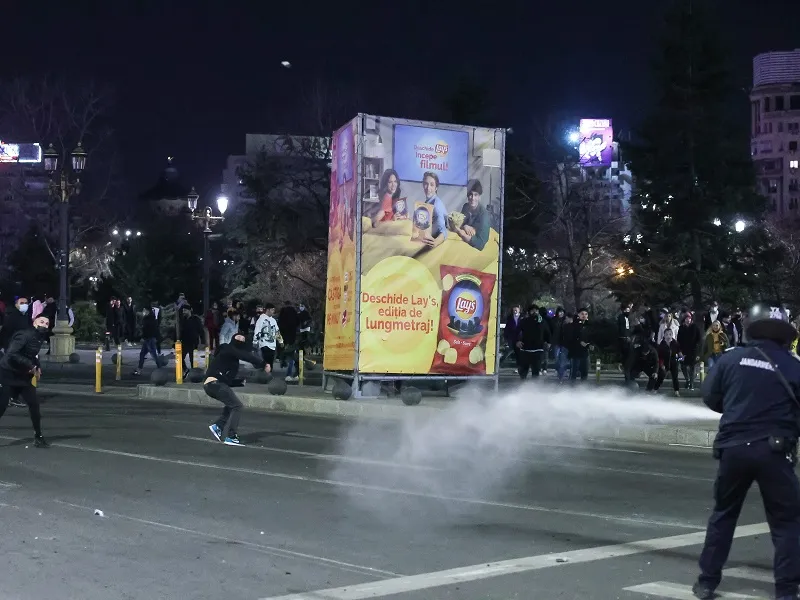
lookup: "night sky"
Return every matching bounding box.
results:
[3,0,798,203]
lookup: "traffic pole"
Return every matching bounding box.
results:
[95,346,103,393]
[115,344,122,381]
[595,359,601,384]
[299,349,304,386]
[175,341,183,384]
[205,346,210,369]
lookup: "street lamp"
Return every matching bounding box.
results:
[43,142,88,362]
[734,220,746,233]
[188,189,227,316]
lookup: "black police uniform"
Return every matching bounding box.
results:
[695,339,800,599]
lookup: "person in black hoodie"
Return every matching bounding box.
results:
[133,307,161,376]
[0,314,51,447]
[655,328,683,396]
[0,296,31,352]
[204,333,267,446]
[617,302,633,380]
[628,334,659,391]
[568,308,591,382]
[550,308,569,381]
[179,306,204,371]
[515,304,550,379]
[677,312,702,390]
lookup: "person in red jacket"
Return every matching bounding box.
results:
[656,328,683,396]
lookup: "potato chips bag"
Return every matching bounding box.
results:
[411,202,433,241]
[430,265,497,375]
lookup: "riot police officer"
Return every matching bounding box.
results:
[692,303,800,600]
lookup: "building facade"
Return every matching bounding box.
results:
[750,50,800,218]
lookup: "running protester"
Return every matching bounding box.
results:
[0,314,51,447]
[204,333,268,446]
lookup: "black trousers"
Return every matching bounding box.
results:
[518,350,542,379]
[698,440,800,597]
[619,338,632,380]
[655,363,680,392]
[0,383,42,437]
[204,381,242,438]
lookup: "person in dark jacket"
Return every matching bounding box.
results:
[515,304,550,379]
[693,303,800,600]
[0,314,51,447]
[204,333,268,446]
[655,328,682,395]
[628,334,659,391]
[133,307,161,376]
[504,305,523,367]
[123,296,136,345]
[0,296,31,352]
[278,300,299,376]
[617,302,634,380]
[677,312,702,390]
[550,308,569,381]
[179,306,204,371]
[567,308,591,382]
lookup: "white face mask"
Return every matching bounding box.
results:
[18,303,29,314]
[299,305,305,311]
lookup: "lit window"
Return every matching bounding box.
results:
[791,160,799,169]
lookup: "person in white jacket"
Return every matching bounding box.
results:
[252,303,281,370]
[657,310,680,345]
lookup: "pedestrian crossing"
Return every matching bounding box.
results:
[623,566,773,599]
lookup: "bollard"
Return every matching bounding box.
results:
[596,359,601,384]
[192,350,198,370]
[95,346,103,393]
[175,341,184,384]
[299,349,304,386]
[700,361,705,383]
[115,344,122,381]
[205,346,210,369]
[32,368,38,388]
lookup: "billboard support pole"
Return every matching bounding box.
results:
[352,114,366,398]
[493,128,507,393]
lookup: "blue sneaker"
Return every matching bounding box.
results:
[209,424,222,442]
[224,434,244,447]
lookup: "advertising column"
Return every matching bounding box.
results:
[357,117,504,377]
[323,118,359,370]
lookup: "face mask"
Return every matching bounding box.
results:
[35,325,48,334]
[299,305,305,311]
[232,338,246,347]
[18,304,29,314]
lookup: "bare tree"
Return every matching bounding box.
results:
[0,75,123,282]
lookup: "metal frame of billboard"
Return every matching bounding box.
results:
[323,114,506,398]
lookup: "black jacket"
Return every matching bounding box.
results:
[0,327,44,386]
[517,315,550,351]
[630,345,658,375]
[566,319,590,358]
[703,340,800,448]
[141,314,159,340]
[206,342,265,386]
[0,307,30,350]
[657,339,682,369]
[677,322,702,358]
[180,315,204,347]
[617,312,632,338]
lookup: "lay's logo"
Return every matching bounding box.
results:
[435,141,449,156]
[455,296,476,316]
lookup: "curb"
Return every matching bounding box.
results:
[38,384,139,399]
[135,384,718,447]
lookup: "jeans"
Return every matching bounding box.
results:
[0,383,42,436]
[570,355,589,381]
[707,353,722,371]
[204,381,243,438]
[553,346,569,380]
[138,338,159,369]
[698,441,800,597]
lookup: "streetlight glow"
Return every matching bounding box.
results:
[112,229,119,235]
[125,229,132,237]
[734,220,746,233]
[567,130,580,144]
[216,195,229,215]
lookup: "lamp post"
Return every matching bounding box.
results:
[43,142,87,362]
[188,188,227,316]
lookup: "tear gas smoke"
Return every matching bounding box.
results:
[330,383,719,519]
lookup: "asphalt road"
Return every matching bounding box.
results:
[0,392,777,599]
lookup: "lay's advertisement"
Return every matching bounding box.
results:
[323,118,358,370]
[359,116,505,375]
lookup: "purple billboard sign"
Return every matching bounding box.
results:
[578,119,613,167]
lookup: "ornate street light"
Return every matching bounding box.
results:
[43,141,89,362]
[188,190,226,316]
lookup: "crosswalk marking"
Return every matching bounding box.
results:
[725,567,773,584]
[624,582,765,599]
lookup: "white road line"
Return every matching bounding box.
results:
[0,435,706,530]
[623,582,763,599]
[53,500,397,578]
[174,435,443,471]
[258,523,770,600]
[725,566,773,584]
[669,443,713,449]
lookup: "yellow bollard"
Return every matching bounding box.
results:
[205,346,210,370]
[32,369,38,388]
[299,349,304,386]
[595,359,601,384]
[95,346,103,393]
[192,350,198,370]
[115,344,122,381]
[700,361,705,383]
[175,341,183,384]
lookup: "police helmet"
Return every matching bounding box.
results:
[745,302,797,346]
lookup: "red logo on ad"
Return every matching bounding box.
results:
[455,296,476,316]
[434,141,449,156]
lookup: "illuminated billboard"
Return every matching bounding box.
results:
[0,141,42,163]
[578,119,613,167]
